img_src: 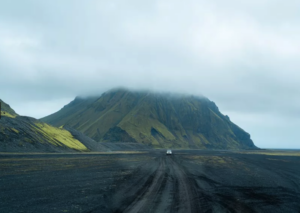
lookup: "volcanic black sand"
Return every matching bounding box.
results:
[1,150,300,213]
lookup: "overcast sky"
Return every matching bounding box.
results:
[1,0,300,148]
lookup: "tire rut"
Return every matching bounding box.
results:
[122,158,166,213]
[112,155,201,213]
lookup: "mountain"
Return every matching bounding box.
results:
[0,99,18,118]
[0,99,109,153]
[41,88,257,149]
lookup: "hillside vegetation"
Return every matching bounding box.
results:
[41,89,257,150]
[0,99,91,152]
[1,99,18,118]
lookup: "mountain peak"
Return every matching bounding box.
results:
[41,89,257,150]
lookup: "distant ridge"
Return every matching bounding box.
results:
[41,88,257,150]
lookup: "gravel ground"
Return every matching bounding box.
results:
[0,150,300,213]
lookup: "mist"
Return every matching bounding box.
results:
[1,0,300,148]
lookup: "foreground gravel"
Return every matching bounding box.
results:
[0,150,300,213]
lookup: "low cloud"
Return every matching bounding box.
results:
[1,0,300,148]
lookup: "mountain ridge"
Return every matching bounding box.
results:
[0,99,104,152]
[0,99,18,118]
[41,88,257,150]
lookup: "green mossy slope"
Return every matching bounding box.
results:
[0,99,90,152]
[41,89,257,150]
[0,99,18,118]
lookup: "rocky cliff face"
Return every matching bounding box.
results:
[41,89,257,150]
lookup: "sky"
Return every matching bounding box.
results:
[1,0,300,148]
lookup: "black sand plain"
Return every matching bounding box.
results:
[1,150,300,213]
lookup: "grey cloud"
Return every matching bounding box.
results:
[1,0,300,148]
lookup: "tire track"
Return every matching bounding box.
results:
[113,155,200,213]
[168,156,200,213]
[122,157,166,213]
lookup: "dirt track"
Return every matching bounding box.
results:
[1,150,300,213]
[111,155,201,213]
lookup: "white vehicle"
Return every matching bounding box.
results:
[166,149,172,155]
